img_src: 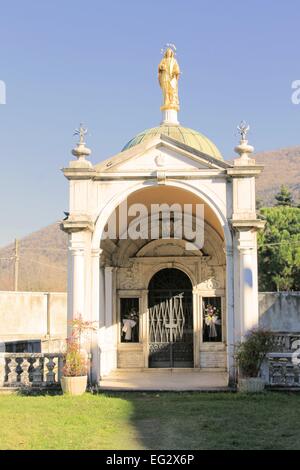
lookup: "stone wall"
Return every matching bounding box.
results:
[1,291,299,355]
[259,292,300,332]
[0,291,67,352]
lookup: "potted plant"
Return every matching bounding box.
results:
[61,316,96,396]
[236,328,276,393]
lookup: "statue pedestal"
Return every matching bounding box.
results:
[161,109,179,125]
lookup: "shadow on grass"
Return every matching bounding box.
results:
[97,390,300,450]
[7,386,300,450]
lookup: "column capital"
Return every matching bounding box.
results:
[237,246,254,255]
[230,219,266,233]
[69,247,85,255]
[91,248,103,258]
[61,214,94,234]
[234,227,257,254]
[223,246,233,257]
[68,240,85,254]
[105,266,115,273]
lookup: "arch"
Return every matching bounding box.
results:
[92,180,231,250]
[144,260,197,288]
[100,211,226,267]
[148,267,192,291]
[147,266,194,368]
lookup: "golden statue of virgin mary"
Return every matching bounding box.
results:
[158,46,180,111]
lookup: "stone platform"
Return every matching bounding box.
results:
[99,369,230,392]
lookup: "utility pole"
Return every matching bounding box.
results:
[14,238,19,291]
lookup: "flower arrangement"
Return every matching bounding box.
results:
[122,307,139,342]
[204,304,221,339]
[126,307,139,322]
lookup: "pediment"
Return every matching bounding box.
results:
[95,135,231,174]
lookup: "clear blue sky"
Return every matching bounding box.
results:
[1,0,300,246]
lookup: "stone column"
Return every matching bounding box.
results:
[68,238,85,334]
[235,228,261,338]
[225,246,235,384]
[192,287,200,368]
[105,267,114,330]
[98,265,106,378]
[91,248,101,323]
[90,248,102,383]
[99,267,117,376]
[99,267,105,326]
[239,246,258,334]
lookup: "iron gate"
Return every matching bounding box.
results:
[148,269,193,368]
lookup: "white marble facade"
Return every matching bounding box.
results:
[62,119,264,386]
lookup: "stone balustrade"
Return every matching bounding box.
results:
[272,333,300,352]
[268,353,300,387]
[267,333,300,388]
[0,353,64,388]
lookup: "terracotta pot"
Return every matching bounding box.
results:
[238,377,265,393]
[61,375,87,395]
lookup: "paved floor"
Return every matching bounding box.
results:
[100,369,229,391]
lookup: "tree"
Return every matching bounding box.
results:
[258,206,300,291]
[275,185,294,207]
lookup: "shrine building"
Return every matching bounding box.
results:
[62,46,264,387]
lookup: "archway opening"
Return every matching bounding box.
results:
[97,184,227,373]
[148,268,193,368]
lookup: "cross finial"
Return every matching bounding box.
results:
[234,121,254,165]
[73,123,88,145]
[237,120,250,141]
[71,123,92,168]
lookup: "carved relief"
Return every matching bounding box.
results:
[155,154,166,167]
[116,237,224,291]
[199,265,222,290]
[152,243,185,257]
[118,262,142,289]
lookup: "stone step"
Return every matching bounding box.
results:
[0,387,19,395]
[107,367,227,375]
[100,370,230,391]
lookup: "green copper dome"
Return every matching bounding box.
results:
[122,124,223,160]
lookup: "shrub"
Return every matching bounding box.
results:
[235,329,276,378]
[62,316,96,377]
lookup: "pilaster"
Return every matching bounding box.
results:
[68,238,85,333]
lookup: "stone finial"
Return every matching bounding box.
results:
[234,121,255,165]
[70,124,92,168]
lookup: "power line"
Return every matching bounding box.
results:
[0,255,67,272]
[17,247,67,252]
[14,238,19,291]
[20,256,67,272]
[258,240,300,249]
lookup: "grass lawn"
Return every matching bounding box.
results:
[0,391,299,450]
